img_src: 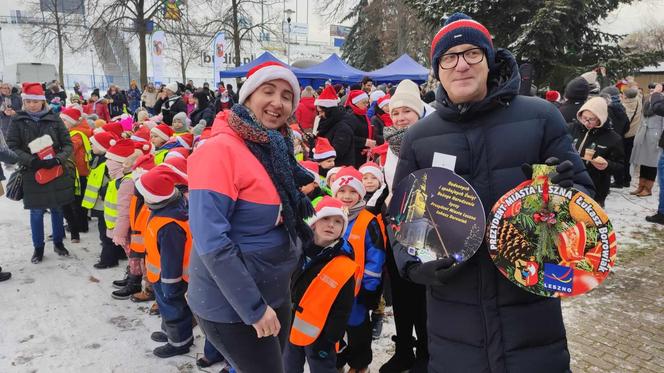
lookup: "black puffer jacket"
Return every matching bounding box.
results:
[6,110,74,209]
[567,120,624,206]
[154,95,187,125]
[317,107,355,167]
[346,111,371,168]
[393,49,594,373]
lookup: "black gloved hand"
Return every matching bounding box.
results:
[30,157,46,170]
[407,256,458,285]
[310,337,335,360]
[358,287,381,310]
[521,157,574,188]
[41,158,60,169]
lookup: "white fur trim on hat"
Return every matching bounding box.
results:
[314,98,340,108]
[351,92,369,105]
[325,167,342,187]
[89,135,107,152]
[332,174,366,199]
[378,98,390,109]
[239,65,301,109]
[359,164,384,185]
[60,113,77,125]
[307,205,349,233]
[313,150,337,161]
[151,127,171,142]
[135,176,175,204]
[22,93,46,101]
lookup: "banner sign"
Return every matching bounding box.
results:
[212,32,227,86]
[151,31,166,85]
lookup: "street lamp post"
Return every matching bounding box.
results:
[126,47,131,86]
[284,8,295,65]
[90,49,95,88]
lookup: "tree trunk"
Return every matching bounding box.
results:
[180,43,187,83]
[54,1,65,86]
[137,1,148,87]
[231,0,242,86]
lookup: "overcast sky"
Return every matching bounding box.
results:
[600,0,664,34]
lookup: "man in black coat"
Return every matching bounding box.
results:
[393,13,594,373]
[153,82,187,125]
[559,76,590,124]
[316,106,355,167]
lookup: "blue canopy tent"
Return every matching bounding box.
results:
[292,54,367,88]
[219,51,288,79]
[368,54,430,83]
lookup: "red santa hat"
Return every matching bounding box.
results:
[314,86,340,108]
[325,166,342,187]
[135,167,187,204]
[545,90,561,103]
[59,107,81,126]
[300,160,320,185]
[290,124,303,140]
[105,138,136,163]
[151,124,174,142]
[175,133,194,150]
[307,196,349,233]
[131,126,151,142]
[165,147,190,161]
[132,153,156,172]
[90,131,119,152]
[359,161,384,185]
[347,90,369,107]
[159,156,188,182]
[331,166,366,199]
[239,61,301,109]
[21,82,46,101]
[313,137,337,161]
[95,122,124,137]
[133,140,152,155]
[377,94,391,109]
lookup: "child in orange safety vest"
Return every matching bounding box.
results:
[284,196,358,373]
[331,167,385,373]
[134,165,194,358]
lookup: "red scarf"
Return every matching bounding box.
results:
[348,102,373,140]
[380,112,393,127]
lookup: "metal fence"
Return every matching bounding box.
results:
[62,74,198,93]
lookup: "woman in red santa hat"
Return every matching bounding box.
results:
[6,82,75,263]
[188,61,315,373]
[346,90,377,168]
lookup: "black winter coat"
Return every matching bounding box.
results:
[6,110,75,209]
[107,92,128,118]
[290,240,355,352]
[607,101,630,136]
[567,120,625,205]
[317,107,355,167]
[189,106,215,128]
[154,95,187,125]
[346,111,371,168]
[559,77,590,124]
[393,49,594,373]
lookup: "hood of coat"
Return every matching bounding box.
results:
[317,107,346,136]
[434,48,521,122]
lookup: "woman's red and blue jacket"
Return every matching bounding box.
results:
[187,111,298,325]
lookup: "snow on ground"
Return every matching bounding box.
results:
[0,175,660,373]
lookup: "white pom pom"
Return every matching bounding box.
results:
[143,144,150,151]
[109,139,117,146]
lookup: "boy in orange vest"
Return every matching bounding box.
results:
[284,196,357,373]
[135,166,193,358]
[331,167,385,373]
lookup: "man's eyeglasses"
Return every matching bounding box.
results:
[439,48,485,70]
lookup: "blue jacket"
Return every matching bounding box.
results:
[150,194,188,282]
[187,114,297,325]
[393,49,593,373]
[342,213,385,326]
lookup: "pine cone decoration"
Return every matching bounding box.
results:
[496,220,532,264]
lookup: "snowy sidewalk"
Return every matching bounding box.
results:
[0,182,662,372]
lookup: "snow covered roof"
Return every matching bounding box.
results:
[640,63,664,73]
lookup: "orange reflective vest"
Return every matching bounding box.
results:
[289,255,358,347]
[144,216,192,284]
[128,196,150,255]
[347,210,375,295]
[375,213,388,248]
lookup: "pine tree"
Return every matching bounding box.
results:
[403,0,663,88]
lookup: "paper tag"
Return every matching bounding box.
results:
[432,152,457,171]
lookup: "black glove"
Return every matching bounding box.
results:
[358,287,381,310]
[310,337,335,360]
[406,256,458,285]
[521,157,574,188]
